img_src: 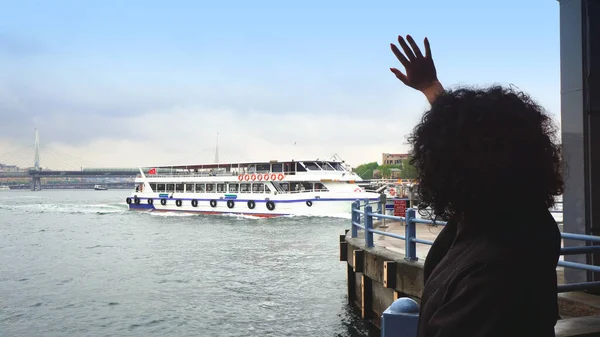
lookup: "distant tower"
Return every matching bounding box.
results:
[31,129,42,191]
[214,132,219,164]
[34,128,40,170]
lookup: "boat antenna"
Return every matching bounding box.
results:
[215,132,219,164]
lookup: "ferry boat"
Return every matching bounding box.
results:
[126,159,382,217]
[94,184,108,191]
[0,185,10,191]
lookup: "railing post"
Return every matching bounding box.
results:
[381,193,388,228]
[381,297,420,337]
[405,208,417,261]
[365,205,374,247]
[351,201,359,238]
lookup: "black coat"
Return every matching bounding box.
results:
[417,206,561,337]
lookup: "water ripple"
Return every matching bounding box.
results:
[0,190,370,337]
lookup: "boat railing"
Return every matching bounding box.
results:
[286,188,330,193]
[147,172,242,178]
[145,188,333,194]
[141,164,362,177]
[141,171,352,179]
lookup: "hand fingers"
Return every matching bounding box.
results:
[390,68,409,85]
[406,35,423,58]
[424,37,432,59]
[390,44,409,68]
[398,35,416,61]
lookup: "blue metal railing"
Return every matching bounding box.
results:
[349,200,600,336]
[350,200,600,291]
[351,200,445,262]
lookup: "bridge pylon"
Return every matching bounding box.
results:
[31,129,42,191]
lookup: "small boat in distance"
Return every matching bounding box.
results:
[0,185,10,191]
[94,185,108,191]
[126,159,382,217]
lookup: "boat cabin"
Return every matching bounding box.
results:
[143,160,349,177]
[137,160,351,194]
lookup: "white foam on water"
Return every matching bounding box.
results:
[0,195,45,200]
[147,211,271,220]
[148,211,199,217]
[314,212,352,220]
[219,213,266,220]
[3,202,127,215]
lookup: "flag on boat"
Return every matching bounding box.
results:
[148,168,156,175]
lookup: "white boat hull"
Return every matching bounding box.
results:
[126,192,380,218]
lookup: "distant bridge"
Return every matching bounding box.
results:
[0,130,143,190]
[0,169,141,178]
[32,169,140,176]
[8,182,135,190]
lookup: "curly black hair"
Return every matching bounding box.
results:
[408,85,564,222]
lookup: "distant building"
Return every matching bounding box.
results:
[381,153,409,165]
[390,168,402,178]
[0,163,20,172]
[373,168,402,179]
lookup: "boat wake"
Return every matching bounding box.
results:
[0,202,127,215]
[144,210,352,220]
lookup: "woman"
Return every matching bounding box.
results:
[390,35,563,337]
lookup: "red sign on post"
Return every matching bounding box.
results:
[394,199,407,217]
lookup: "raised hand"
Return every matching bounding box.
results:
[390,35,443,103]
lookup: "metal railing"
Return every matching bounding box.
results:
[350,200,600,293]
[349,200,600,337]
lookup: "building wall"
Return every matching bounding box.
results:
[0,164,21,172]
[381,153,409,165]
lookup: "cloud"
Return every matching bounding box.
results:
[13,105,415,170]
[0,70,427,170]
[0,71,562,171]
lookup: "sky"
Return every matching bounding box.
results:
[0,0,561,169]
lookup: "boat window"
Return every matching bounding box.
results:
[296,163,307,172]
[217,184,226,192]
[331,162,345,171]
[301,182,313,191]
[185,184,194,193]
[320,162,335,171]
[166,184,175,192]
[150,183,157,191]
[303,162,322,170]
[206,184,215,193]
[176,184,184,192]
[195,184,205,192]
[272,163,283,172]
[247,165,256,172]
[314,183,328,192]
[280,183,289,192]
[290,182,303,192]
[252,183,264,193]
[269,182,283,193]
[156,184,165,192]
[264,185,271,194]
[229,183,239,192]
[240,183,251,192]
[256,163,270,172]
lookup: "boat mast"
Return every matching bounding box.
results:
[214,132,219,164]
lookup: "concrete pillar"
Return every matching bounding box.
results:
[558,0,600,285]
